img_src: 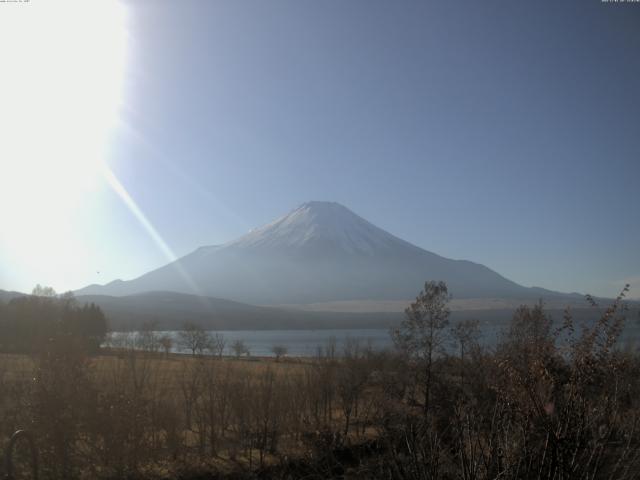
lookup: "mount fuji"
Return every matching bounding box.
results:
[76,201,573,305]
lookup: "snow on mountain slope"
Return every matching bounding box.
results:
[227,201,415,255]
[75,201,574,304]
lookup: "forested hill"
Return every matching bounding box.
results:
[74,291,404,330]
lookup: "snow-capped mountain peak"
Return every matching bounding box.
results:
[226,201,406,255]
[75,200,564,304]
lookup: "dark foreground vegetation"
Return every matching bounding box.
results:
[0,285,107,354]
[0,282,639,479]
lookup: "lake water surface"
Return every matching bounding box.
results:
[132,320,640,357]
[165,328,392,357]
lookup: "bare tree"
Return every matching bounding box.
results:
[231,339,249,358]
[209,332,226,358]
[498,302,553,379]
[159,334,173,357]
[337,338,369,436]
[392,280,450,415]
[450,319,481,389]
[178,321,211,356]
[137,320,160,353]
[32,284,57,297]
[271,344,288,362]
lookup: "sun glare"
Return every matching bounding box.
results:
[0,0,127,289]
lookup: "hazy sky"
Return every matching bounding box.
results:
[1,0,639,299]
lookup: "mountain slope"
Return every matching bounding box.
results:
[0,289,26,303]
[76,201,576,304]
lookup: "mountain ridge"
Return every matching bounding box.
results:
[75,201,581,304]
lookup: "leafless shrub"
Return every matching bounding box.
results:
[209,332,226,358]
[271,344,288,362]
[178,321,211,356]
[231,339,250,358]
[159,334,173,357]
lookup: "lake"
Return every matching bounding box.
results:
[159,328,393,357]
[119,318,640,357]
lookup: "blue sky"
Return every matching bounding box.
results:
[1,0,639,298]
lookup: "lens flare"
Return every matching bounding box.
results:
[0,0,127,289]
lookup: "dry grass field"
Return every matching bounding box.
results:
[0,345,382,478]
[2,289,640,479]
